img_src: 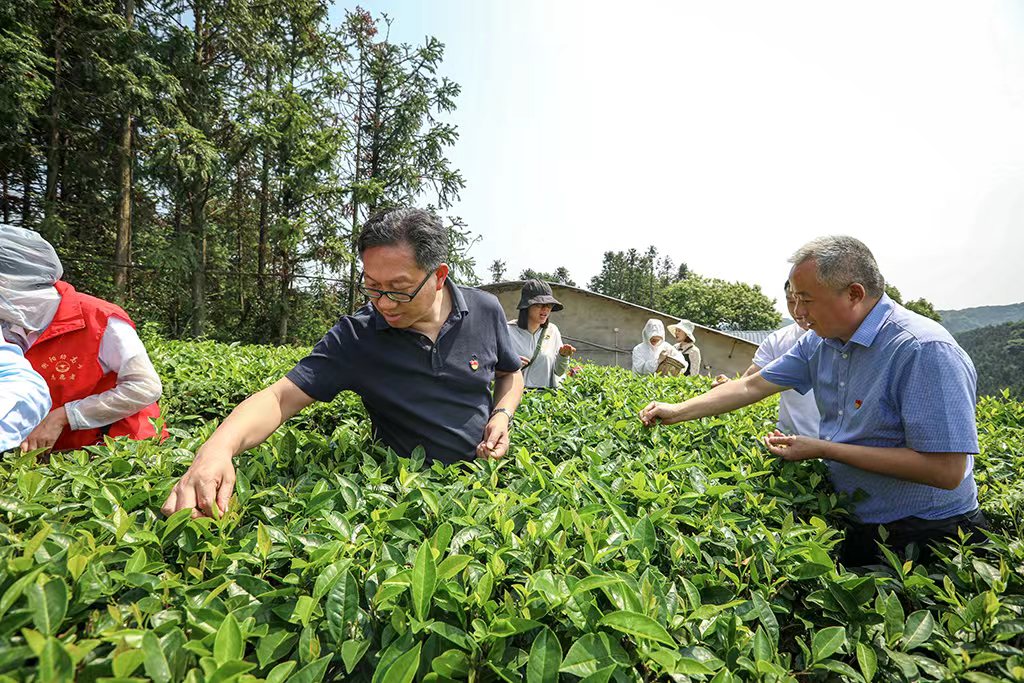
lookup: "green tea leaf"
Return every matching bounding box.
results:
[213,613,243,665]
[326,570,359,641]
[901,611,935,650]
[436,554,472,580]
[527,627,562,683]
[287,654,331,683]
[560,633,630,677]
[856,642,877,682]
[411,540,436,621]
[27,578,67,636]
[598,610,675,646]
[341,639,370,673]
[266,660,296,683]
[380,643,421,683]
[432,649,470,678]
[811,626,846,663]
[141,631,172,683]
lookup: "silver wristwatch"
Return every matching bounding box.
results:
[489,407,514,426]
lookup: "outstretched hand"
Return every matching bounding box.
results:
[639,401,683,427]
[762,430,825,461]
[161,451,236,518]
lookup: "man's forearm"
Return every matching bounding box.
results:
[675,374,781,421]
[821,442,967,490]
[200,384,304,460]
[493,371,524,414]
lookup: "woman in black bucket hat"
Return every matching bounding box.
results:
[507,279,576,388]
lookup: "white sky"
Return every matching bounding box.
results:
[345,1,1024,313]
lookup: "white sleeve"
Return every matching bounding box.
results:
[632,345,657,375]
[97,318,148,374]
[64,320,162,431]
[753,331,780,369]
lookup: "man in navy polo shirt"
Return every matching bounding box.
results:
[162,208,524,519]
[640,236,986,566]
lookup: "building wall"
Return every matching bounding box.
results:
[482,283,757,377]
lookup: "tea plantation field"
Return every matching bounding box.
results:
[1,338,1022,682]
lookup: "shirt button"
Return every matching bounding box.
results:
[840,381,845,387]
[842,353,849,359]
[825,436,832,441]
[838,410,844,416]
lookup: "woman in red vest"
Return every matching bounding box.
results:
[0,224,166,452]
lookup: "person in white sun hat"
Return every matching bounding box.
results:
[667,319,702,376]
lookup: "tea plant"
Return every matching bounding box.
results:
[0,338,1021,682]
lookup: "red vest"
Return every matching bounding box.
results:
[25,281,167,451]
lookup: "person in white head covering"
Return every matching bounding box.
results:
[0,224,165,452]
[667,319,703,377]
[631,318,686,375]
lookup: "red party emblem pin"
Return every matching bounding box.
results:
[469,357,479,371]
[854,399,863,409]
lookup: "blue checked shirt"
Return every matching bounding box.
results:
[0,339,52,452]
[760,294,979,524]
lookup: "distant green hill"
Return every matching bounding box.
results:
[940,302,1024,335]
[955,321,1024,399]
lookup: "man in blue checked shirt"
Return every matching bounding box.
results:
[640,235,986,566]
[0,337,52,452]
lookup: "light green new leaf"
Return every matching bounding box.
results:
[883,592,905,644]
[266,660,296,683]
[213,613,243,665]
[432,649,470,678]
[38,637,73,683]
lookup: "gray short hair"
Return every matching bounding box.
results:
[789,236,885,298]
[358,207,448,272]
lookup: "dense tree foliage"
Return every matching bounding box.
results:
[0,2,471,344]
[661,276,782,331]
[956,321,1024,399]
[587,247,687,309]
[884,285,941,322]
[519,267,575,287]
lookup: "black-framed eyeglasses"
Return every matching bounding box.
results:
[359,269,435,303]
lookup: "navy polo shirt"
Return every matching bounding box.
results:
[286,282,521,464]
